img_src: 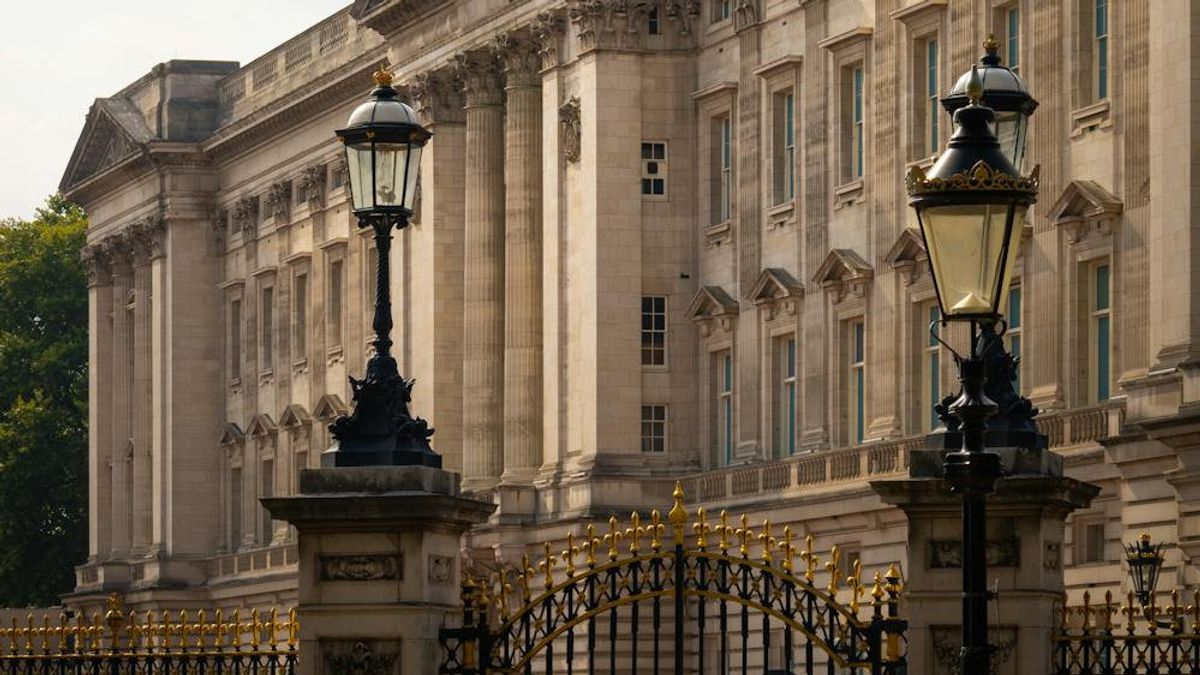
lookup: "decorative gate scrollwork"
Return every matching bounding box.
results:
[440,484,907,675]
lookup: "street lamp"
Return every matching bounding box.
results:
[906,67,1039,675]
[942,36,1038,171]
[1125,533,1166,608]
[323,65,440,469]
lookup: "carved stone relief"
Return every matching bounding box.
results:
[559,96,582,163]
[318,554,402,581]
[928,539,1020,568]
[321,640,399,675]
[666,0,701,36]
[569,0,655,52]
[533,10,567,69]
[232,196,259,235]
[296,166,326,207]
[931,626,1017,675]
[267,182,292,221]
[428,554,452,584]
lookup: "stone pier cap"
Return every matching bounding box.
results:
[263,465,496,530]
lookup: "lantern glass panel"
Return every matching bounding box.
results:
[345,143,372,212]
[372,141,418,209]
[991,111,1028,171]
[919,202,1025,318]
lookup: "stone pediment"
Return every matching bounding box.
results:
[813,248,873,301]
[885,228,928,285]
[750,268,804,305]
[279,404,312,430]
[1049,180,1122,243]
[246,413,278,440]
[218,423,245,448]
[60,98,154,195]
[350,0,451,37]
[313,394,349,422]
[686,285,740,320]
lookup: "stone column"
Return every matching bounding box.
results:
[497,31,543,488]
[82,243,114,560]
[456,51,506,493]
[872,447,1098,675]
[263,466,494,675]
[130,224,156,554]
[109,242,134,555]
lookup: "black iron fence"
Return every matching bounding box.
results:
[1056,590,1200,674]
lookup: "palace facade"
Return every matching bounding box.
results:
[61,0,1198,635]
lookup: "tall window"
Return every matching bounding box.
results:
[923,305,942,431]
[774,336,797,457]
[718,116,733,221]
[1079,521,1106,564]
[293,273,308,360]
[1005,6,1020,73]
[1091,263,1111,402]
[641,405,667,452]
[1094,0,1109,100]
[229,299,242,379]
[714,0,731,22]
[641,296,667,366]
[1007,285,1022,394]
[715,350,734,464]
[641,142,667,197]
[842,66,865,181]
[328,259,344,348]
[924,39,940,156]
[774,90,796,203]
[260,460,273,546]
[260,286,274,369]
[849,321,866,444]
[648,6,661,34]
[230,467,242,547]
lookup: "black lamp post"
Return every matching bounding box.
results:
[1125,533,1166,608]
[322,65,441,469]
[906,67,1040,675]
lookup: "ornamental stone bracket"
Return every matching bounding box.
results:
[666,0,701,36]
[267,181,292,222]
[533,10,567,69]
[569,0,655,52]
[231,196,259,236]
[296,165,326,207]
[559,97,582,163]
[733,0,760,32]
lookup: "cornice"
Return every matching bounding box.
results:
[351,0,454,39]
[202,51,387,163]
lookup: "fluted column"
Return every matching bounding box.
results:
[82,244,113,559]
[497,32,543,483]
[129,221,159,554]
[457,51,506,491]
[109,242,134,555]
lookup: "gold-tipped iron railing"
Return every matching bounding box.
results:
[0,595,297,674]
[1055,589,1200,674]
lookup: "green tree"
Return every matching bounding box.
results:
[0,195,88,605]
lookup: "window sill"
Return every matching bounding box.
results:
[258,368,274,385]
[704,220,733,248]
[1070,99,1112,138]
[642,193,669,202]
[642,364,669,373]
[326,345,344,365]
[834,179,865,209]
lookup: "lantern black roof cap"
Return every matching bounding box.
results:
[942,36,1039,116]
[337,65,431,143]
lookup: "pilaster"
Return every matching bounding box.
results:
[109,242,134,556]
[82,243,113,560]
[734,3,763,459]
[456,50,506,493]
[130,219,160,555]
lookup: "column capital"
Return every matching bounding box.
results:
[103,233,135,278]
[494,29,542,88]
[81,242,112,287]
[569,0,653,52]
[532,10,567,70]
[410,68,466,126]
[127,216,166,265]
[454,51,503,107]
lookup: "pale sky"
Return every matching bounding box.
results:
[0,0,346,221]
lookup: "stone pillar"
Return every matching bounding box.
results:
[263,466,494,675]
[82,243,113,560]
[109,245,134,555]
[131,243,154,554]
[456,51,506,493]
[872,448,1097,675]
[497,31,543,489]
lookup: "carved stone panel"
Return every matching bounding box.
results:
[428,554,452,584]
[321,639,400,675]
[931,625,1017,675]
[232,196,259,235]
[318,554,402,581]
[928,539,1020,568]
[559,96,581,163]
[267,182,292,221]
[296,165,326,207]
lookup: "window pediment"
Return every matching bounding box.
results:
[885,227,928,286]
[246,413,278,440]
[218,422,245,449]
[1050,179,1122,243]
[280,404,312,431]
[814,248,874,301]
[750,268,804,318]
[314,394,349,422]
[687,285,740,336]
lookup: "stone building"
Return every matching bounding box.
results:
[60,0,1197,645]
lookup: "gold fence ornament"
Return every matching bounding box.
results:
[648,510,665,552]
[562,532,580,577]
[849,559,864,614]
[871,572,886,606]
[802,535,817,584]
[668,482,687,543]
[518,556,533,602]
[539,543,558,589]
[826,546,842,596]
[287,608,299,647]
[780,526,796,573]
[1082,591,1092,632]
[717,511,731,554]
[734,514,753,559]
[759,520,776,564]
[693,508,711,550]
[626,512,645,555]
[604,516,623,562]
[1102,591,1116,632]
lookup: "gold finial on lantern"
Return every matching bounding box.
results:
[372,64,394,88]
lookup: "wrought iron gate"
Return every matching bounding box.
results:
[440,484,907,675]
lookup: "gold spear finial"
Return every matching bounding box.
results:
[372,64,394,88]
[694,508,711,549]
[668,482,687,542]
[562,532,580,577]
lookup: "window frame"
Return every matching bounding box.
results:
[1089,261,1112,403]
[327,255,345,352]
[848,320,866,445]
[293,271,309,365]
[719,116,733,221]
[259,284,275,372]
[229,295,243,384]
[773,334,798,458]
[641,404,668,453]
[714,349,735,465]
[1006,283,1023,395]
[1093,0,1109,101]
[641,295,668,368]
[641,141,668,199]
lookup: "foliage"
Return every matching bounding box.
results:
[0,194,88,605]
